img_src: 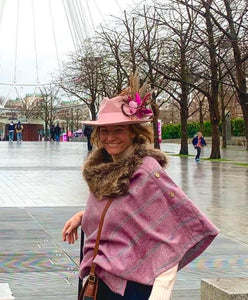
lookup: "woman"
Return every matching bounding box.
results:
[63,85,219,299]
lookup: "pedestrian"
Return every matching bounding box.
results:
[83,125,93,151]
[54,123,61,142]
[192,131,207,162]
[62,77,219,300]
[8,121,15,142]
[38,129,43,141]
[15,121,23,142]
[50,124,55,141]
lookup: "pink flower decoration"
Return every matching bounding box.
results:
[128,100,138,114]
[121,92,153,119]
[129,100,138,109]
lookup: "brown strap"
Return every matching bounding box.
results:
[89,198,113,277]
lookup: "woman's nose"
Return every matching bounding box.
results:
[106,132,115,140]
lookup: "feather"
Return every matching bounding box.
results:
[131,70,140,94]
[139,79,150,99]
[135,92,141,105]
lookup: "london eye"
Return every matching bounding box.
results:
[0,0,131,108]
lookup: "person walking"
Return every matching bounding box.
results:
[15,121,23,142]
[8,121,15,142]
[50,124,55,142]
[83,125,93,151]
[192,131,207,162]
[54,123,61,142]
[62,77,219,300]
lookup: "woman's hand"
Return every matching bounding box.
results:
[62,211,84,244]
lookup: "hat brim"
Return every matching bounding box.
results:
[83,118,152,126]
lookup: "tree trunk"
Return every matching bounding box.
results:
[153,119,160,149]
[220,85,227,148]
[180,113,189,155]
[223,0,248,150]
[151,102,160,149]
[90,100,97,121]
[44,122,48,141]
[239,93,248,150]
[179,98,189,155]
[204,1,221,159]
[199,101,204,133]
[210,117,221,158]
[179,39,189,155]
[222,115,227,148]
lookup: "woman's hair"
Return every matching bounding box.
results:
[129,123,153,144]
[91,123,153,148]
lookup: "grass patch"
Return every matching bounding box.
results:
[206,158,231,162]
[233,163,248,167]
[169,154,231,161]
[166,153,248,166]
[169,154,194,157]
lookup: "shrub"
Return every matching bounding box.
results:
[187,122,200,138]
[162,123,181,139]
[231,119,245,136]
[162,119,245,139]
[202,121,211,137]
[162,121,213,139]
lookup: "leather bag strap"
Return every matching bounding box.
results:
[89,198,113,278]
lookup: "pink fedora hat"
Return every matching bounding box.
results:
[83,95,153,126]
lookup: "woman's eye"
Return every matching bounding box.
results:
[115,128,123,133]
[100,130,108,134]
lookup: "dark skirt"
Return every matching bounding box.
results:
[96,278,152,300]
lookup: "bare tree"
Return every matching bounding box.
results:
[179,0,248,154]
[57,102,85,134]
[148,1,199,154]
[188,89,209,133]
[122,11,141,75]
[175,0,223,158]
[134,5,169,149]
[96,26,130,95]
[36,86,60,140]
[18,95,41,121]
[58,43,108,121]
[206,0,248,149]
[201,0,221,158]
[98,9,164,148]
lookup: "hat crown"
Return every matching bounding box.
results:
[83,73,153,126]
[83,94,152,126]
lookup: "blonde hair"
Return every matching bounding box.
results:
[91,123,153,149]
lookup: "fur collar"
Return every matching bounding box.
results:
[83,143,168,200]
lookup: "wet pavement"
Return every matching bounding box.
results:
[0,141,247,299]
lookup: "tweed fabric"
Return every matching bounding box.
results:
[80,145,219,296]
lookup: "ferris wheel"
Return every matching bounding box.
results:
[0,0,131,108]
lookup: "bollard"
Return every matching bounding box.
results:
[201,278,248,300]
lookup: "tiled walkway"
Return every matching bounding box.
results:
[0,141,247,299]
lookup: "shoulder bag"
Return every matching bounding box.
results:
[78,199,113,300]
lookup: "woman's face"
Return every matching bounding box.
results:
[99,125,134,157]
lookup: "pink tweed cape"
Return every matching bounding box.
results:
[80,156,219,295]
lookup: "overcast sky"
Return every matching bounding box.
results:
[0,0,140,100]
